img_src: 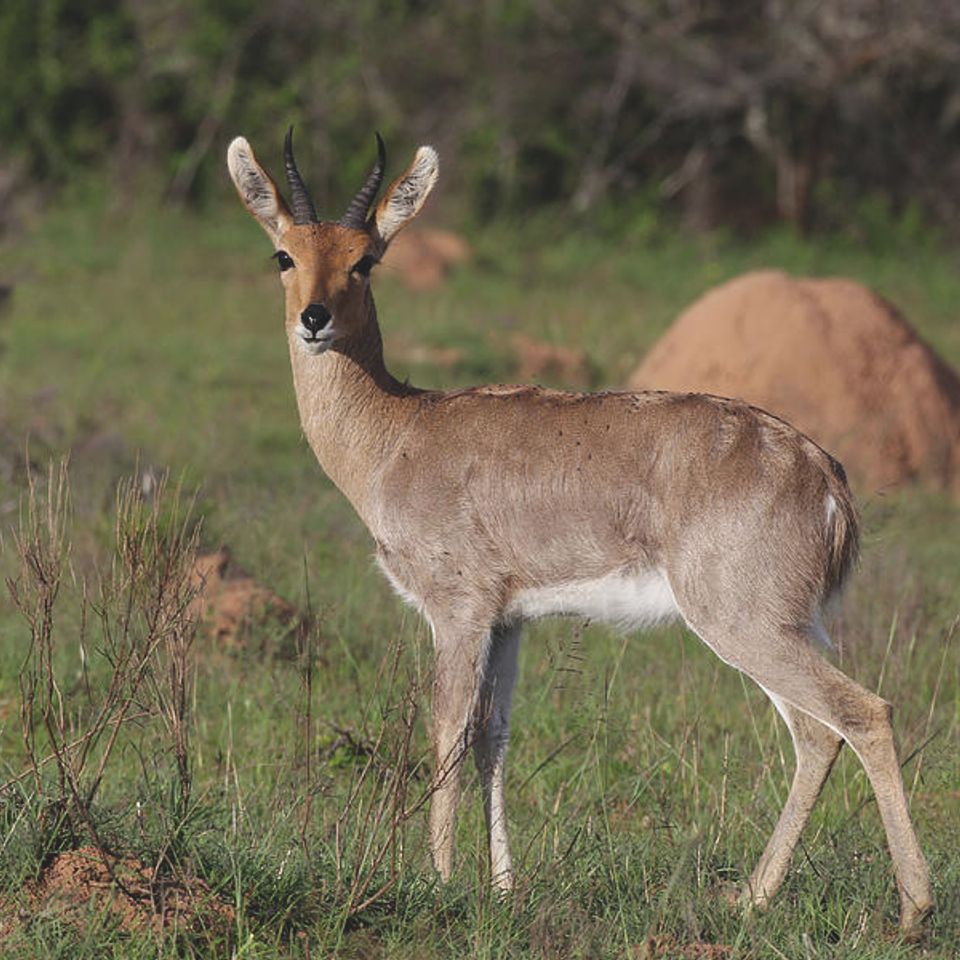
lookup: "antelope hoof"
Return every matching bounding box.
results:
[432,853,453,883]
[491,868,514,897]
[899,899,933,942]
[735,880,772,913]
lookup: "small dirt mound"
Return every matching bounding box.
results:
[511,333,594,387]
[637,936,731,959]
[0,846,233,941]
[628,270,960,497]
[636,935,733,960]
[381,228,471,290]
[390,339,465,370]
[188,548,309,655]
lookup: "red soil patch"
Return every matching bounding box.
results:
[628,270,960,497]
[381,227,471,290]
[390,340,465,370]
[188,548,309,655]
[637,936,732,959]
[0,846,233,941]
[511,333,593,387]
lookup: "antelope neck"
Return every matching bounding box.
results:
[288,302,419,522]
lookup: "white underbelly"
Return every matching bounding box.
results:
[505,569,680,630]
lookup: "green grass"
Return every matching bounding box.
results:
[0,185,958,957]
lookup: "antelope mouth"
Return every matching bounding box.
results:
[295,326,337,355]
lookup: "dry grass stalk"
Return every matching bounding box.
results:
[6,462,201,902]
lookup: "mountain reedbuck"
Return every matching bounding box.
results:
[227,130,933,934]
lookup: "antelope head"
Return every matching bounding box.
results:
[227,129,438,355]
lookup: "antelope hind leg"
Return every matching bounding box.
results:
[744,694,842,909]
[705,626,934,934]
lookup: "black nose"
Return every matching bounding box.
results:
[300,302,332,335]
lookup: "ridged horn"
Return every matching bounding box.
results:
[340,132,386,229]
[283,127,318,225]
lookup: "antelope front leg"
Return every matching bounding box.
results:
[429,623,490,881]
[473,622,521,892]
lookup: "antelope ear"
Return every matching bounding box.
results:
[227,137,293,242]
[373,146,439,245]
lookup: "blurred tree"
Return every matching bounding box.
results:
[616,0,960,232]
[1,0,960,234]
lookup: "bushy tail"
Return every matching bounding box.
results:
[823,456,860,600]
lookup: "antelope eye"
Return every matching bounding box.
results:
[350,254,378,278]
[273,250,295,272]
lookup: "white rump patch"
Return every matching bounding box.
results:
[375,146,439,243]
[506,569,680,631]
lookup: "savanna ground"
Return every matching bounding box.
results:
[0,184,958,958]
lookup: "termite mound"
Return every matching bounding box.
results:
[629,269,960,498]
